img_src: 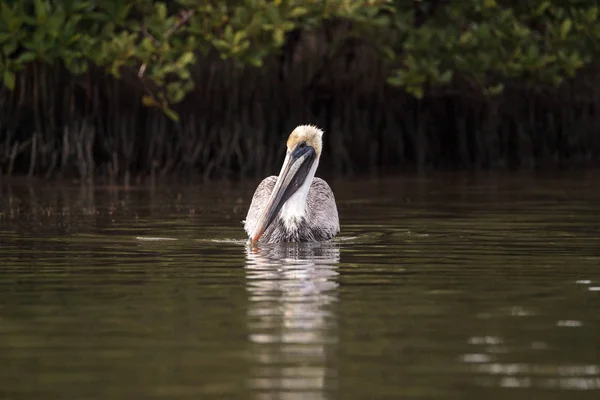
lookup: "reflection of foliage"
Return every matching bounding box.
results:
[1,0,600,119]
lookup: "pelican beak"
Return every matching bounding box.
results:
[249,144,316,244]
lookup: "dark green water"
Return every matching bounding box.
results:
[1,173,600,399]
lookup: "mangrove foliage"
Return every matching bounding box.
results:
[1,0,600,181]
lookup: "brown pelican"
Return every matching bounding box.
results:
[244,125,339,244]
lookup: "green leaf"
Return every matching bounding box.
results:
[3,69,15,90]
[212,39,229,51]
[381,45,396,61]
[459,31,473,45]
[166,82,185,103]
[439,70,453,83]
[34,0,47,24]
[485,83,504,96]
[246,54,263,67]
[224,25,233,41]
[156,2,166,20]
[1,2,13,27]
[233,30,246,45]
[177,51,194,66]
[535,1,551,16]
[560,19,572,39]
[273,27,284,46]
[3,41,16,56]
[266,5,279,23]
[162,106,179,122]
[142,95,159,107]
[290,7,308,18]
[16,51,36,64]
[409,85,424,99]
[587,6,598,23]
[117,3,132,22]
[46,9,66,31]
[8,15,22,33]
[140,37,155,53]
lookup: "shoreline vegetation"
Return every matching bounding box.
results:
[2,1,600,183]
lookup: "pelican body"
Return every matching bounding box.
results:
[244,125,339,244]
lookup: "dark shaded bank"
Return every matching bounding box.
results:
[2,46,600,183]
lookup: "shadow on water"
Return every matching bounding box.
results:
[244,243,340,400]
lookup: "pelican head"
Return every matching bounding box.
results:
[248,125,324,244]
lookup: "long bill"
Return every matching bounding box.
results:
[249,146,315,244]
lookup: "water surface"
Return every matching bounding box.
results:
[1,173,600,399]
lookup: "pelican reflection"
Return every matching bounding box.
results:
[245,243,340,399]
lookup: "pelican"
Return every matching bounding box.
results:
[244,125,339,244]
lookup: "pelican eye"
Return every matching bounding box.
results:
[291,140,312,158]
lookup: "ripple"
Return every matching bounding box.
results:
[469,363,600,390]
[557,320,583,327]
[135,236,178,241]
[468,336,504,346]
[461,353,493,363]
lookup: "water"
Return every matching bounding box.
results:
[1,173,600,399]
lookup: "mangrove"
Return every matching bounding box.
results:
[1,0,600,182]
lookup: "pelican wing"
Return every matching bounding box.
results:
[244,176,277,237]
[244,176,339,242]
[306,178,340,240]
